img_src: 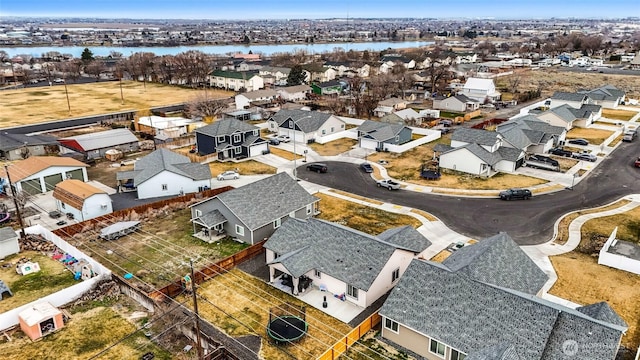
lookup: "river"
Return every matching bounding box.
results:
[3,41,434,58]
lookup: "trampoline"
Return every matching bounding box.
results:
[266,315,308,344]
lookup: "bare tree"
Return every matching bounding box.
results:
[85,61,105,81]
[185,94,229,120]
[173,50,210,87]
[424,47,454,94]
[60,59,82,83]
[128,52,156,87]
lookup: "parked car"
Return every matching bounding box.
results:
[268,138,280,145]
[573,153,597,162]
[376,179,401,190]
[360,162,373,173]
[635,157,640,168]
[306,163,328,173]
[549,148,573,157]
[567,138,589,146]
[217,170,239,181]
[53,78,64,83]
[499,188,532,201]
[528,155,559,166]
[622,130,637,142]
[276,135,291,143]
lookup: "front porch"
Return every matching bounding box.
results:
[269,273,365,323]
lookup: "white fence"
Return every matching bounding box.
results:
[382,127,441,153]
[315,129,358,144]
[598,227,640,275]
[0,225,112,331]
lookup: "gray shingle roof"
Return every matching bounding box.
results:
[452,128,499,146]
[264,218,426,291]
[548,104,579,122]
[576,302,627,328]
[197,209,227,227]
[358,120,406,142]
[0,227,18,242]
[379,258,626,360]
[499,127,545,149]
[0,133,58,152]
[443,232,547,295]
[376,226,432,253]
[465,343,522,360]
[269,109,337,133]
[123,148,211,185]
[580,85,625,102]
[196,118,259,137]
[551,92,588,102]
[214,172,319,230]
[497,146,524,162]
[460,143,502,165]
[59,128,139,151]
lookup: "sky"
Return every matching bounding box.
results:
[1,0,638,20]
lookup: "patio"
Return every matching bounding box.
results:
[269,274,365,323]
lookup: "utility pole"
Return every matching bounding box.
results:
[63,78,71,115]
[4,165,26,239]
[190,260,204,360]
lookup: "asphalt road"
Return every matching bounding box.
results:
[298,141,640,245]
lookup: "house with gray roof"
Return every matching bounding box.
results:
[264,218,431,307]
[548,91,591,110]
[194,118,267,159]
[496,115,567,154]
[234,89,278,110]
[276,84,312,102]
[537,103,601,129]
[357,120,412,152]
[579,85,626,108]
[0,132,59,161]
[379,235,627,360]
[208,70,264,92]
[190,172,319,245]
[58,128,140,160]
[116,148,211,199]
[437,128,525,176]
[433,94,480,113]
[266,109,346,143]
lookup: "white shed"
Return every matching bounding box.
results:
[0,227,20,259]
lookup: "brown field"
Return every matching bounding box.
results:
[308,138,358,156]
[550,252,640,349]
[315,193,422,234]
[554,200,631,245]
[327,189,384,206]
[410,208,438,221]
[0,81,232,127]
[269,147,304,161]
[179,268,353,360]
[602,108,639,121]
[208,160,277,178]
[581,205,640,244]
[566,128,614,145]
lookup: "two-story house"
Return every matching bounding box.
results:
[208,70,264,92]
[195,118,268,159]
[460,77,501,103]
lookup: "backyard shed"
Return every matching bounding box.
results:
[0,227,20,259]
[18,302,64,340]
[0,280,12,300]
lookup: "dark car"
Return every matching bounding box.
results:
[360,162,373,173]
[549,148,573,157]
[573,153,597,162]
[306,163,328,173]
[529,155,559,166]
[268,138,280,145]
[567,138,589,146]
[499,188,532,201]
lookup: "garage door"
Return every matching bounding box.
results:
[21,179,42,195]
[66,169,84,181]
[515,157,524,169]
[44,173,63,192]
[250,143,268,157]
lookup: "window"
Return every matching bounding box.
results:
[217,135,225,142]
[289,119,294,128]
[233,134,241,143]
[253,130,259,136]
[306,204,313,215]
[341,124,345,128]
[61,203,66,209]
[347,284,358,299]
[235,225,244,236]
[314,269,321,278]
[392,268,400,283]
[330,127,334,132]
[395,135,400,142]
[429,339,446,357]
[384,318,399,333]
[322,129,326,135]
[162,184,168,191]
[273,218,281,229]
[451,349,466,360]
[234,147,242,154]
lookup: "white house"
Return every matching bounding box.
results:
[460,78,501,103]
[52,179,113,221]
[209,70,264,92]
[579,85,626,109]
[547,91,592,110]
[276,85,312,102]
[537,104,602,130]
[137,116,207,140]
[234,89,278,109]
[264,218,431,309]
[5,156,88,196]
[267,109,346,143]
[258,66,290,86]
[0,227,20,259]
[433,95,479,113]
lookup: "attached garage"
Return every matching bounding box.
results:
[249,143,268,157]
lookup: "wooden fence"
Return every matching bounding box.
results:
[53,186,233,237]
[149,239,267,300]
[317,311,381,360]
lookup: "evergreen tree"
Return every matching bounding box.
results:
[81,48,94,64]
[286,64,305,86]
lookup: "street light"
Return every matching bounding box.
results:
[291,115,313,180]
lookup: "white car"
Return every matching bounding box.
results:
[217,170,239,181]
[53,78,64,83]
[276,135,291,143]
[376,179,401,190]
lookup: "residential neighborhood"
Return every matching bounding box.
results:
[1,10,640,360]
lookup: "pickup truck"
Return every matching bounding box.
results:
[376,179,401,190]
[623,130,637,142]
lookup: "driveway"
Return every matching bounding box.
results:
[297,140,640,245]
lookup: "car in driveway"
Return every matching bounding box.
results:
[567,138,589,146]
[306,163,328,173]
[549,148,573,157]
[528,155,559,166]
[360,162,373,173]
[499,188,532,200]
[634,157,640,168]
[217,170,239,181]
[376,179,401,190]
[573,153,597,162]
[268,138,280,145]
[276,135,291,143]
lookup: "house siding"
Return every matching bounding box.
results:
[439,148,488,176]
[397,127,412,145]
[137,171,210,200]
[195,132,217,156]
[365,250,414,307]
[537,113,573,130]
[382,321,449,360]
[16,166,88,194]
[434,98,465,112]
[192,198,253,244]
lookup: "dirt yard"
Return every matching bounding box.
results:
[549,252,640,350]
[309,138,358,156]
[602,108,639,121]
[566,128,615,145]
[0,81,233,127]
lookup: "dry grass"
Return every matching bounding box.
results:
[602,108,638,121]
[0,251,77,313]
[178,268,353,360]
[308,138,358,156]
[554,200,631,245]
[430,188,499,196]
[566,128,614,146]
[430,250,453,263]
[269,147,304,161]
[554,157,579,172]
[342,330,418,360]
[549,252,640,349]
[429,172,547,190]
[581,206,640,244]
[0,81,232,126]
[609,134,625,147]
[207,160,277,177]
[410,208,438,221]
[0,306,172,360]
[327,189,384,205]
[314,193,422,234]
